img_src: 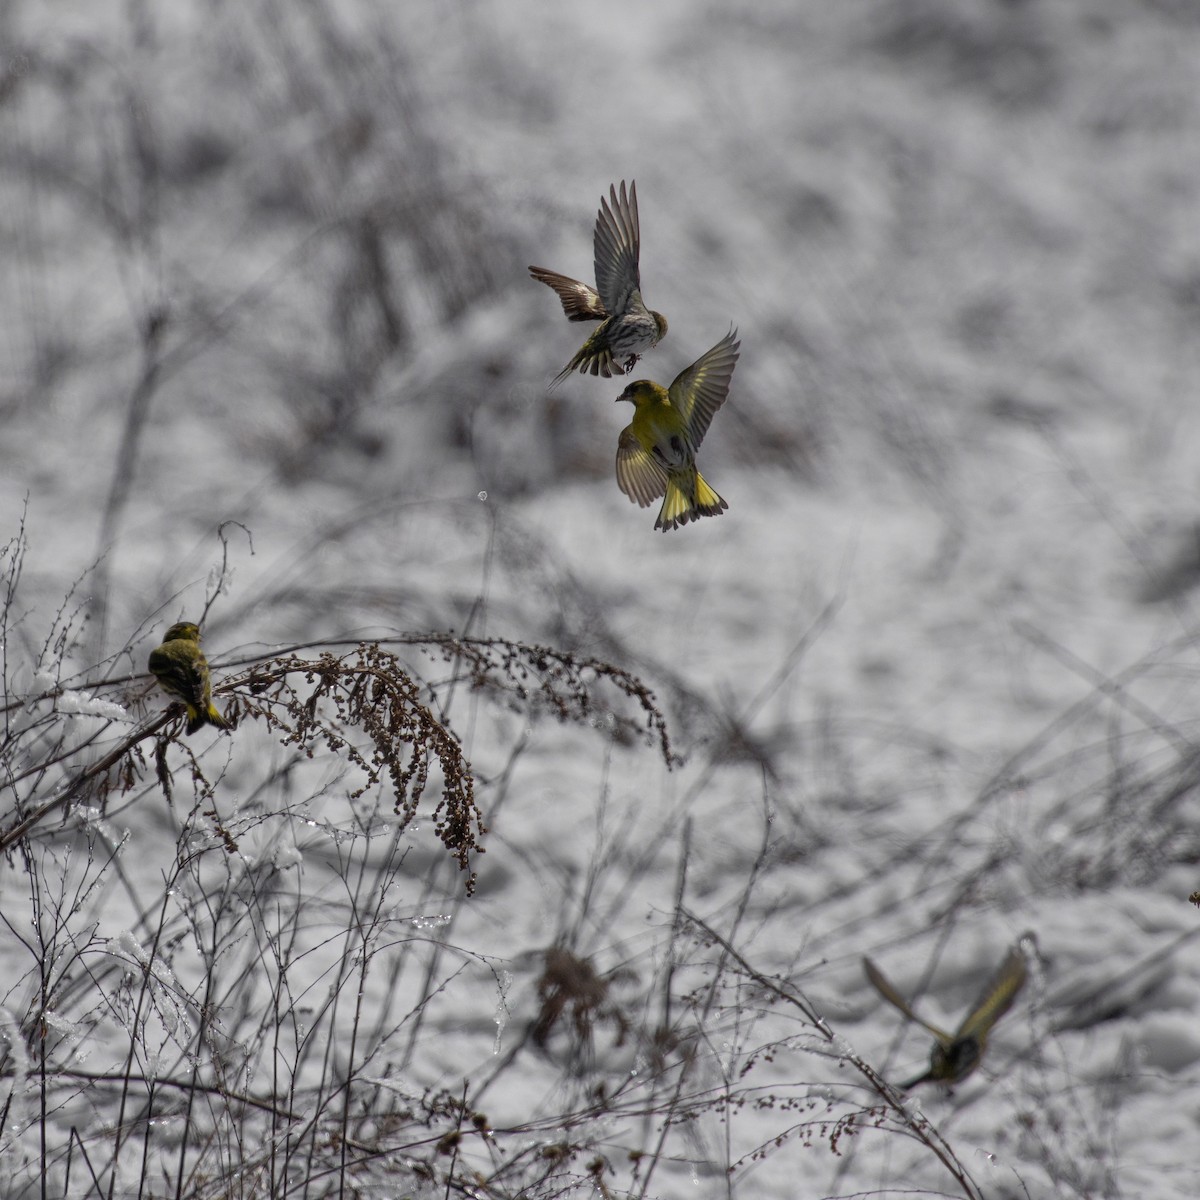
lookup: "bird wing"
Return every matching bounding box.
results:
[593,181,641,315]
[616,426,669,507]
[863,958,954,1043]
[668,327,741,448]
[528,266,607,321]
[149,645,209,707]
[954,945,1028,1042]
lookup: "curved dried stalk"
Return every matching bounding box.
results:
[3,637,675,895]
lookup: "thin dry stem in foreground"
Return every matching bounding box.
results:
[680,908,987,1200]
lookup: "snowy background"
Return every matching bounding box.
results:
[3,1,1200,1196]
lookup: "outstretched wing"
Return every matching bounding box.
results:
[668,327,740,449]
[954,945,1028,1043]
[864,958,954,1043]
[593,181,642,316]
[529,266,607,322]
[616,426,669,507]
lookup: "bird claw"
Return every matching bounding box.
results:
[622,354,640,373]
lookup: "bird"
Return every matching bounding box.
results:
[863,943,1028,1089]
[148,621,230,735]
[614,328,740,532]
[529,180,668,386]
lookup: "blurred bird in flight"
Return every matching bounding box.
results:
[864,942,1028,1089]
[529,180,668,386]
[148,621,230,735]
[614,328,740,532]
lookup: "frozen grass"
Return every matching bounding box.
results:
[6,516,1200,1197]
[0,528,685,1198]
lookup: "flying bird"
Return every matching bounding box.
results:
[148,621,230,735]
[614,328,740,532]
[529,180,668,386]
[864,943,1028,1089]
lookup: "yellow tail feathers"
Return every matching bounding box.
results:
[694,472,726,515]
[185,702,231,736]
[655,470,728,532]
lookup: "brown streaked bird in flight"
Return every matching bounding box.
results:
[530,180,668,386]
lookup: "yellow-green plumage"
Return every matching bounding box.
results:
[864,944,1028,1090]
[614,328,740,531]
[148,621,229,735]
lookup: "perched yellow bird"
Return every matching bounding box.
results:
[864,943,1028,1090]
[530,180,668,386]
[614,328,740,532]
[148,621,230,735]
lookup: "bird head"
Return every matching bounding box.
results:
[162,621,202,643]
[616,380,664,407]
[652,311,668,340]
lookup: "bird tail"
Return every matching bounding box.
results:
[550,339,618,388]
[655,469,728,532]
[549,361,577,389]
[186,701,230,735]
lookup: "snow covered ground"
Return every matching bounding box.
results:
[3,1,1200,1196]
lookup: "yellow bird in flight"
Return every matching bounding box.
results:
[864,942,1028,1089]
[614,328,740,532]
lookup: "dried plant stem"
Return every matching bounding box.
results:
[680,908,986,1200]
